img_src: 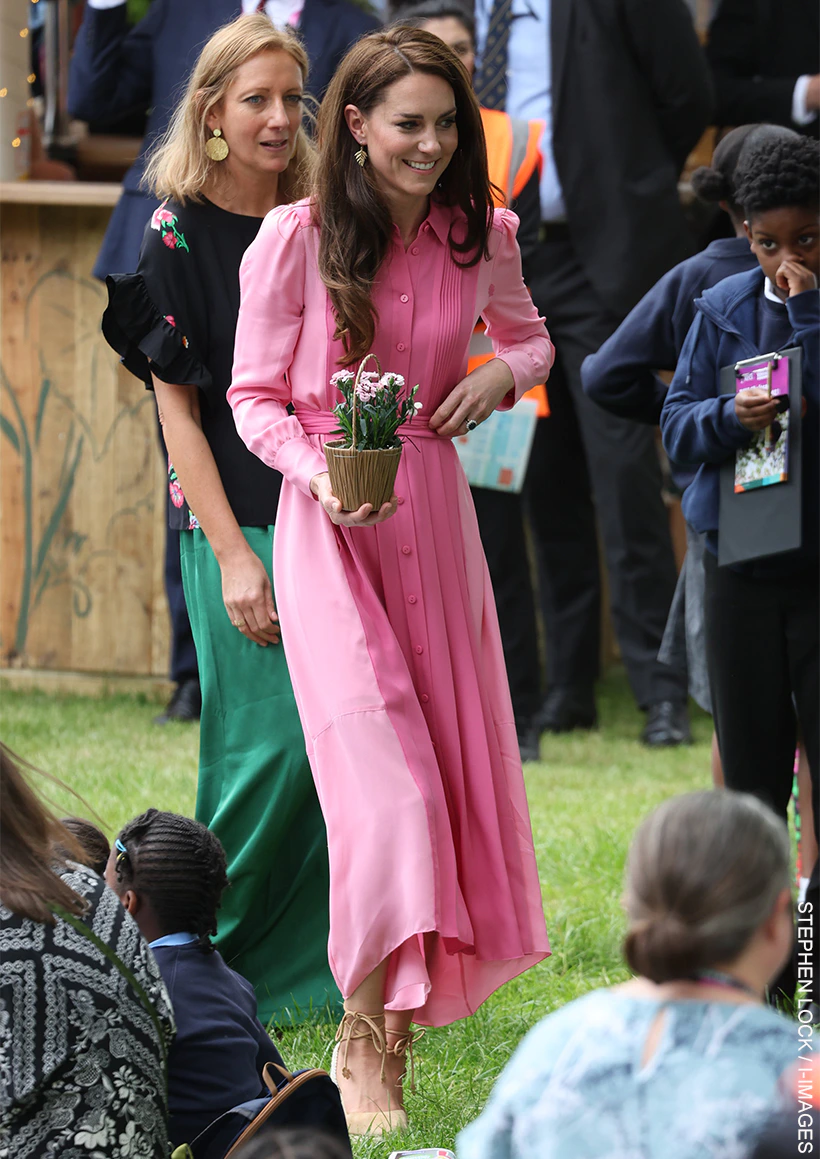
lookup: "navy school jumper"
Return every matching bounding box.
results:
[581,236,757,427]
[152,942,284,1149]
[659,267,819,572]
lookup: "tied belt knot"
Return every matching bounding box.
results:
[294,409,446,440]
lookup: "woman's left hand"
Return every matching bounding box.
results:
[428,359,515,438]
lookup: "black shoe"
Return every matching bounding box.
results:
[154,678,201,725]
[537,686,597,734]
[641,700,691,747]
[517,719,541,762]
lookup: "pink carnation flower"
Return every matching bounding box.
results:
[150,202,175,231]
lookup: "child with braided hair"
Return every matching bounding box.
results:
[105,809,285,1150]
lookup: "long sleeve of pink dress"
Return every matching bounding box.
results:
[228,199,553,1027]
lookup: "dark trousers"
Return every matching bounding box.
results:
[703,552,819,834]
[471,487,541,726]
[526,235,686,708]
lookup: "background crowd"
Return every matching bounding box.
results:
[1,0,819,1156]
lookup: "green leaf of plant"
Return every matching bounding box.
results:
[1,414,20,453]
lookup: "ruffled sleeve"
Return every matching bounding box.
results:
[228,202,328,498]
[102,272,212,392]
[480,208,554,409]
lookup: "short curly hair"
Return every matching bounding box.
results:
[112,809,228,952]
[734,135,820,220]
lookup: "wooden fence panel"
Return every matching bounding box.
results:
[1,199,169,676]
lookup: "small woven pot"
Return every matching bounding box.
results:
[324,353,403,511]
[324,442,402,511]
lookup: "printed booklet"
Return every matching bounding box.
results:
[734,353,790,493]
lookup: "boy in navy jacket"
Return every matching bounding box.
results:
[581,125,797,753]
[660,136,818,866]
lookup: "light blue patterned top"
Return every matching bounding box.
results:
[457,990,795,1159]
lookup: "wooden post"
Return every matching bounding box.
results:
[0,0,32,181]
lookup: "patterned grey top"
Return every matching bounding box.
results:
[457,989,795,1159]
[0,863,175,1158]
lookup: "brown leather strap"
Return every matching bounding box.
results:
[225,1064,332,1158]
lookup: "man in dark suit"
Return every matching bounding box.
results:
[69,0,379,722]
[474,0,713,744]
[706,0,819,138]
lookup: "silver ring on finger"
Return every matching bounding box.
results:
[465,418,478,432]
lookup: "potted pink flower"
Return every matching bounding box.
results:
[324,354,420,511]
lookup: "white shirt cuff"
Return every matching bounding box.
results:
[86,0,128,7]
[792,76,817,125]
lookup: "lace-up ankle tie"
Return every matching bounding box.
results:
[334,1011,388,1085]
[387,1027,425,1092]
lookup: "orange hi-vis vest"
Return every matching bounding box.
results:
[470,109,549,417]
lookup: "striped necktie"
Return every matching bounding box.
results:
[475,0,512,110]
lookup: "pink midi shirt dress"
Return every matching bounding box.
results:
[228,198,553,1027]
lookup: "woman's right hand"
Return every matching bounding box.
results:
[221,549,280,646]
[310,472,398,527]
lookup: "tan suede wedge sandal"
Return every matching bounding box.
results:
[330,1010,408,1136]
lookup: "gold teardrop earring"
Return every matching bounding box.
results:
[354,144,368,168]
[205,128,229,162]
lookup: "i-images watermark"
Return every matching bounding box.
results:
[796,898,815,1154]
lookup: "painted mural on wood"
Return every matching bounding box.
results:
[1,205,169,676]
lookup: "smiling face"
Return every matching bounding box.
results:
[744,205,820,289]
[206,49,304,182]
[345,71,458,215]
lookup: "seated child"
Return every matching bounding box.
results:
[59,816,110,875]
[457,790,796,1159]
[660,134,818,846]
[105,808,285,1150]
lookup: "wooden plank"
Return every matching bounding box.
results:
[1,201,170,676]
[0,666,173,701]
[0,181,123,207]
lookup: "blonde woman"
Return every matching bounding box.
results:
[102,14,339,1025]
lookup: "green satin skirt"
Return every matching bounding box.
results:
[181,525,340,1025]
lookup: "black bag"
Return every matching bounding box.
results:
[178,1062,352,1159]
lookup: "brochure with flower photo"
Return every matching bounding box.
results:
[734,354,790,493]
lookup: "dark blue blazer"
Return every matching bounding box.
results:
[152,942,285,1149]
[68,0,380,277]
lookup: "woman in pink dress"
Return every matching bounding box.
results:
[228,27,552,1136]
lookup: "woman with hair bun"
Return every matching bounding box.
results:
[459,789,797,1159]
[229,25,552,1134]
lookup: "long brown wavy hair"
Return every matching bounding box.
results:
[315,27,493,363]
[0,744,88,925]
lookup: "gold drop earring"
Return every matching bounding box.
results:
[354,143,368,168]
[206,128,229,162]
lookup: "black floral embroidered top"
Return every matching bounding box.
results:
[103,197,282,530]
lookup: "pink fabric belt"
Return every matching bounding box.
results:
[295,409,447,440]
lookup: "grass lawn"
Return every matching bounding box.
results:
[2,668,713,1156]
